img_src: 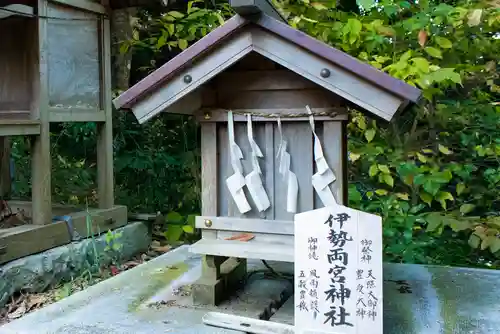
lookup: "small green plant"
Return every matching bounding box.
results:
[104,230,124,265]
[163,211,199,244]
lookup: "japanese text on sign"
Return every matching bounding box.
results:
[294,204,383,334]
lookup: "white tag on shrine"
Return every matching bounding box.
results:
[294,205,383,334]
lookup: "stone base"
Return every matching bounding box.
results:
[192,257,247,305]
[0,221,151,308]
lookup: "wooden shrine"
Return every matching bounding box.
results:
[113,0,421,305]
[0,0,128,264]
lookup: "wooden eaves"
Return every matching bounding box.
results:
[113,11,422,123]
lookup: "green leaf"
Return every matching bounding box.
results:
[431,68,462,85]
[456,183,466,196]
[481,236,495,250]
[186,214,196,227]
[344,18,363,44]
[364,129,376,142]
[448,219,470,232]
[438,144,452,155]
[426,213,443,232]
[178,39,188,50]
[423,180,442,196]
[490,238,500,254]
[182,225,195,234]
[119,41,130,55]
[166,24,175,35]
[424,47,443,59]
[459,204,475,215]
[357,0,374,10]
[349,152,361,162]
[378,164,390,174]
[383,174,394,187]
[165,225,184,242]
[416,152,427,163]
[168,11,185,19]
[187,0,195,13]
[215,13,225,25]
[349,185,362,202]
[156,35,167,49]
[166,211,183,223]
[395,193,410,200]
[369,164,379,177]
[487,217,500,229]
[412,57,430,73]
[420,192,433,206]
[357,116,366,130]
[375,189,388,196]
[436,191,454,210]
[434,36,452,49]
[311,2,328,10]
[468,234,481,248]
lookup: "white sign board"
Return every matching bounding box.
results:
[294,205,383,334]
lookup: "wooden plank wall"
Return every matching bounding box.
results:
[215,120,346,222]
[0,17,35,112]
[202,53,349,224]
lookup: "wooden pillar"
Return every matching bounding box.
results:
[0,137,11,198]
[323,120,348,205]
[97,14,114,209]
[192,122,247,305]
[31,0,52,225]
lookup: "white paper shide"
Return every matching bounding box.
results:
[307,106,337,207]
[276,117,298,213]
[245,114,270,212]
[294,204,383,334]
[225,110,251,214]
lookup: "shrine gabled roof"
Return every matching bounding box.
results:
[113,12,422,119]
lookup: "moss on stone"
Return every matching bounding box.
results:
[127,262,189,312]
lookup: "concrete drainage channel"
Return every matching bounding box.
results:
[257,285,293,321]
[201,279,295,334]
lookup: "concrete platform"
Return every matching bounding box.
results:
[1,245,500,334]
[271,262,500,333]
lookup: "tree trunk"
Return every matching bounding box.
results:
[110,7,137,91]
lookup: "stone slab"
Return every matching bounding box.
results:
[0,221,151,308]
[3,244,500,334]
[271,262,500,333]
[0,246,292,334]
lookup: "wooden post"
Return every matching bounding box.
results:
[192,123,248,305]
[97,14,114,209]
[31,0,52,225]
[0,137,11,197]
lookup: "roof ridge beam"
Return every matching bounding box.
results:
[229,0,287,24]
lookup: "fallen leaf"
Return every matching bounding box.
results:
[225,233,255,242]
[122,261,141,269]
[27,294,48,310]
[110,266,120,276]
[151,244,171,253]
[7,301,27,320]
